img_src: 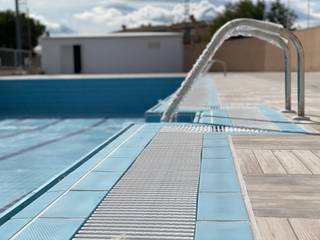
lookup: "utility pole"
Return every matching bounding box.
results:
[183,0,191,44]
[26,7,32,69]
[307,0,310,28]
[26,8,32,51]
[15,0,22,68]
[286,0,290,28]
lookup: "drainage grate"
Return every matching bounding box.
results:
[161,124,267,134]
[73,132,203,240]
[212,125,267,133]
[161,124,212,133]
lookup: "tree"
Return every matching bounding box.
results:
[209,0,266,35]
[208,0,297,39]
[267,0,297,29]
[0,10,46,50]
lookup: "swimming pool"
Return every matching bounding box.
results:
[0,74,184,213]
[0,118,144,213]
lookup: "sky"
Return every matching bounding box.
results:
[0,0,318,35]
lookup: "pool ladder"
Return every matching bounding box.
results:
[161,18,309,122]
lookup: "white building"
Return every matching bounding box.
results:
[40,32,183,74]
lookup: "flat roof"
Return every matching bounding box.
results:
[42,32,183,40]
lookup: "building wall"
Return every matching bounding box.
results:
[41,35,183,74]
[294,27,320,71]
[185,27,320,72]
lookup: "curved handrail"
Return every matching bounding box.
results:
[161,18,306,122]
[232,29,292,112]
[202,32,290,111]
[202,59,227,77]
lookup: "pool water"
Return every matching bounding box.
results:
[0,74,184,215]
[0,118,143,213]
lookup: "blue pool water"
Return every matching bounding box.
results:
[0,118,143,213]
[0,74,184,212]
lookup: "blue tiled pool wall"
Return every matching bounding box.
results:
[0,77,183,118]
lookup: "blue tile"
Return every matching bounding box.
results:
[199,117,212,124]
[42,191,105,218]
[0,218,30,239]
[13,191,63,219]
[200,108,233,126]
[204,134,228,140]
[195,221,253,240]
[48,172,83,192]
[15,218,84,240]
[259,105,305,133]
[200,173,240,193]
[212,110,232,126]
[197,193,248,221]
[201,158,235,173]
[203,139,229,148]
[109,147,142,158]
[120,141,148,148]
[94,157,135,172]
[72,172,122,191]
[202,147,232,159]
[207,78,220,107]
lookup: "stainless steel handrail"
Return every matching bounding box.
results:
[232,29,292,112]
[202,59,227,77]
[203,32,290,111]
[161,18,307,122]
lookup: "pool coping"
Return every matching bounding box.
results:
[0,73,186,81]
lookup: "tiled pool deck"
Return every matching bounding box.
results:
[1,73,320,239]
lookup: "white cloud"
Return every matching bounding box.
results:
[75,6,123,24]
[1,0,319,34]
[193,0,224,21]
[74,0,222,33]
[31,14,75,34]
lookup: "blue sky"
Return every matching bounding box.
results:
[0,0,318,35]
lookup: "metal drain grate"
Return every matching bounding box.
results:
[161,124,267,134]
[161,124,212,133]
[212,125,267,133]
[73,132,202,240]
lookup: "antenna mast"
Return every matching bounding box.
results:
[184,0,190,22]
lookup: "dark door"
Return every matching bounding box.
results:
[73,45,82,74]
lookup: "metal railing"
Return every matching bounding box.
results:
[202,59,227,77]
[231,29,292,112]
[161,18,307,122]
[0,48,32,70]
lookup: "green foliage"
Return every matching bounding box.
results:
[267,0,297,29]
[209,0,266,34]
[0,10,46,50]
[208,0,297,39]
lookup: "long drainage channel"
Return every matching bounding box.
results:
[73,130,203,240]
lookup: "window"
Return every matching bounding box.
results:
[148,42,161,49]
